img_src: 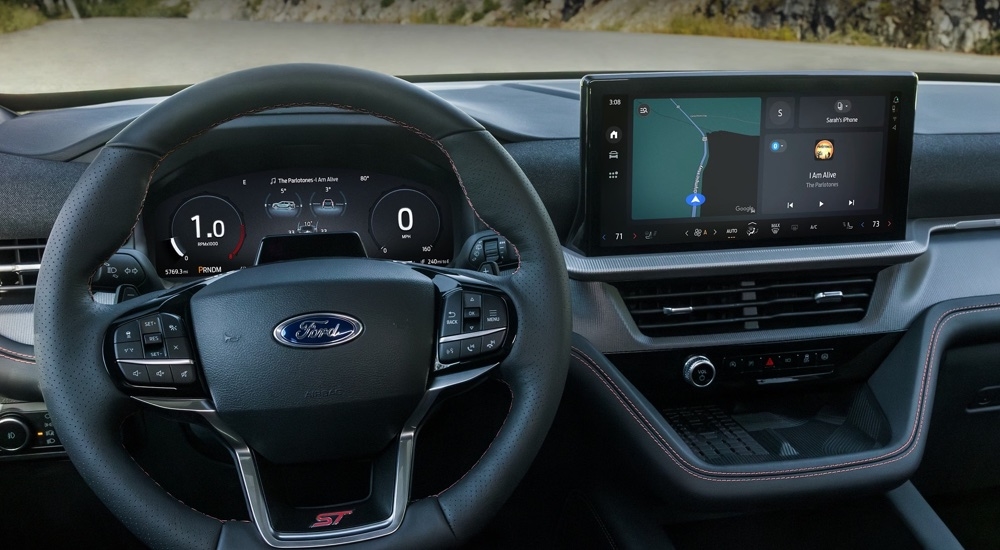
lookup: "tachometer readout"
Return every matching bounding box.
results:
[167,195,246,276]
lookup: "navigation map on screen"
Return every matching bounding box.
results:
[631,98,761,220]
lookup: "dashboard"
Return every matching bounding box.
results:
[4,71,1000,548]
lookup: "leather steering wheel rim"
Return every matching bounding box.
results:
[34,64,571,549]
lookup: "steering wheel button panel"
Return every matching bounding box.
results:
[435,280,514,370]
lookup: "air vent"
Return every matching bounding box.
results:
[614,268,880,337]
[0,238,45,303]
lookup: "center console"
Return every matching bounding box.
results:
[566,71,946,505]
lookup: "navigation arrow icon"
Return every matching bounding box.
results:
[819,201,824,207]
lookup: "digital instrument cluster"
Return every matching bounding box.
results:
[148,168,454,278]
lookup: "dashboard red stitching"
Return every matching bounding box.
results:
[577,494,618,550]
[571,301,1000,482]
[88,100,522,297]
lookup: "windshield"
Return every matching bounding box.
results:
[1,0,1000,93]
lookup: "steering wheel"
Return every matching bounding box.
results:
[34,64,570,549]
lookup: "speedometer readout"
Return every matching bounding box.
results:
[152,169,454,277]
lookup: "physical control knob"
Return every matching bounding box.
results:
[683,356,716,388]
[0,415,30,452]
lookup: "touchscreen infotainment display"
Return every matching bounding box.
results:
[578,72,916,255]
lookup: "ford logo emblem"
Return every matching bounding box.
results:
[273,313,364,349]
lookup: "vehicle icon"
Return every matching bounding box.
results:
[312,193,347,216]
[271,200,297,210]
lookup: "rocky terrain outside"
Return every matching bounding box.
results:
[7,0,1000,54]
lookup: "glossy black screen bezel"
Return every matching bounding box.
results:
[578,71,916,256]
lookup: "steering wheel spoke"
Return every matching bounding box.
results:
[137,362,497,547]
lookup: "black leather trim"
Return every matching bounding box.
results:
[568,294,1000,504]
[0,334,40,400]
[433,130,571,540]
[0,355,40,402]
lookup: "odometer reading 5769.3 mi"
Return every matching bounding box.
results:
[168,195,246,276]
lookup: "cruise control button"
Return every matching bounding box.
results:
[148,366,173,384]
[143,333,163,346]
[144,346,168,359]
[438,341,461,363]
[114,321,141,343]
[482,330,505,352]
[165,338,192,359]
[440,292,463,337]
[460,337,483,358]
[482,295,507,330]
[120,363,150,384]
[139,315,162,334]
[170,364,197,384]
[115,343,143,359]
[161,314,186,337]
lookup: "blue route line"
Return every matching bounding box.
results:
[669,99,708,218]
